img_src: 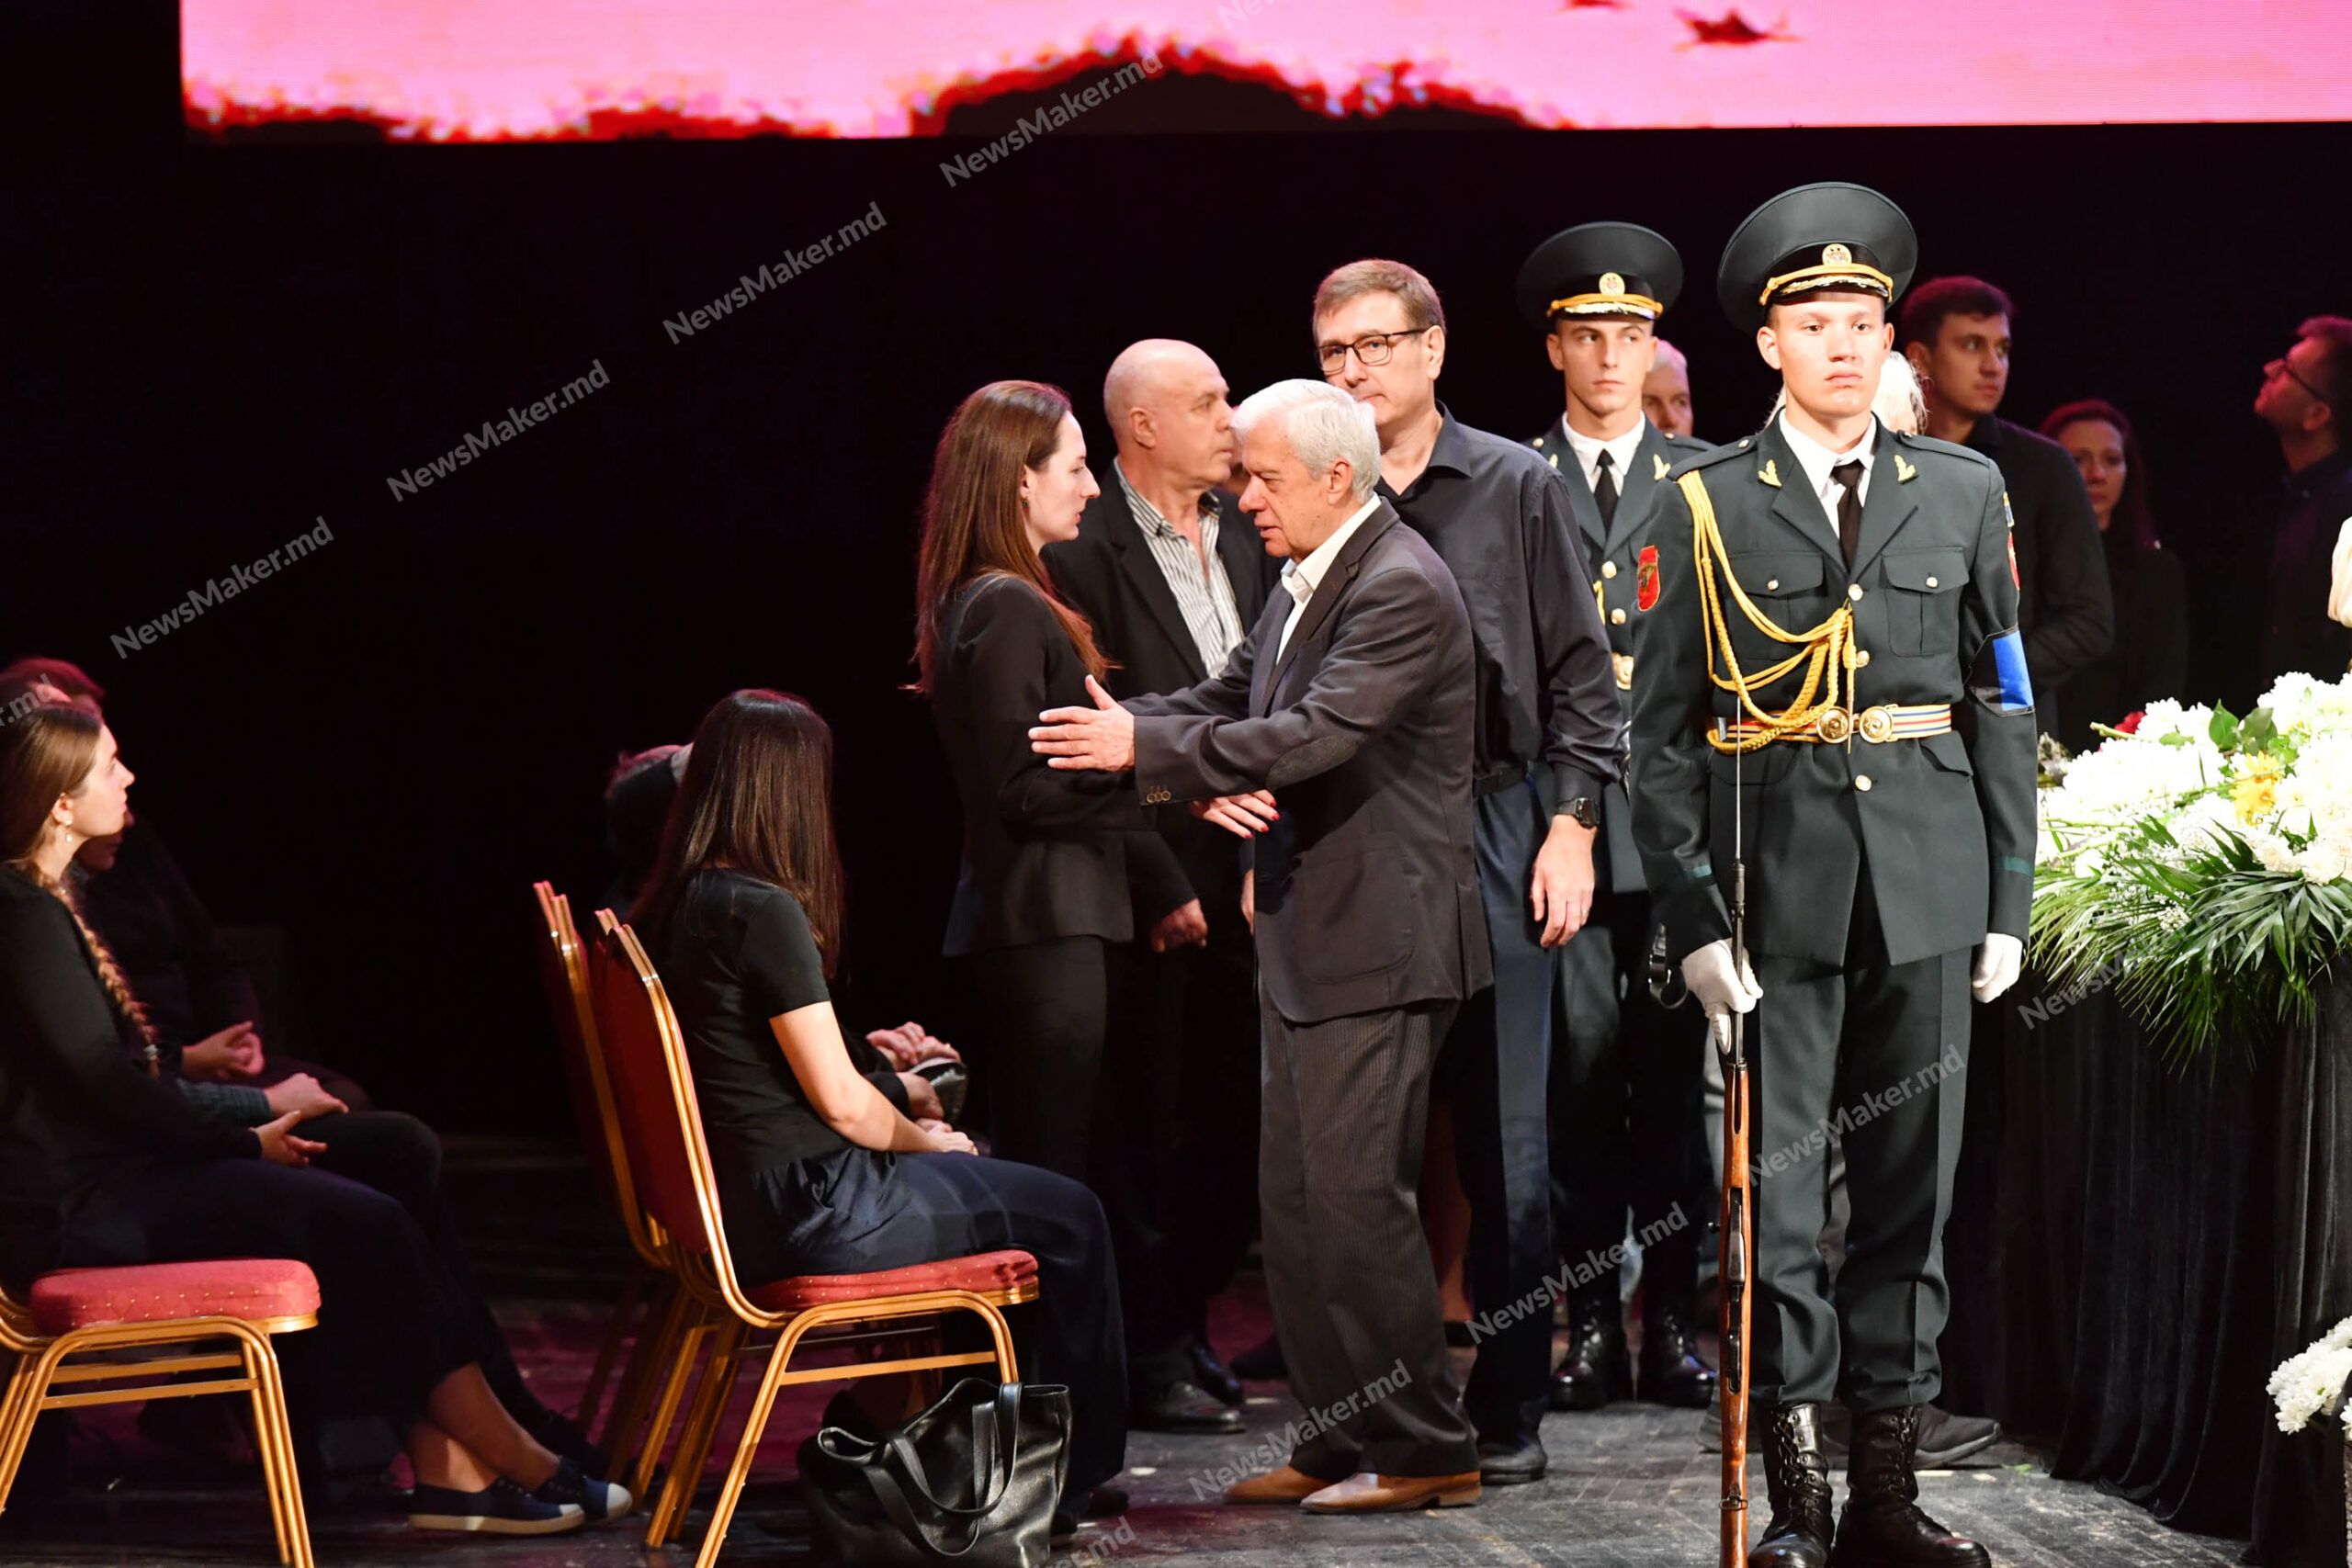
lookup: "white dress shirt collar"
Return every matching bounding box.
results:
[1777,412,1878,525]
[1560,416,1647,500]
[1277,496,1382,656]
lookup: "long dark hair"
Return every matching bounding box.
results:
[631,690,846,979]
[0,700,157,1053]
[910,379,1107,693]
[2041,398,2160,559]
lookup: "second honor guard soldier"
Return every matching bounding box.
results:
[1630,185,2034,1568]
[1513,224,1718,1414]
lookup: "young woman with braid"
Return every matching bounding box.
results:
[0,701,625,1535]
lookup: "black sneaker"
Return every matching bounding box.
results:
[533,1456,632,1521]
[408,1478,584,1535]
[521,1405,613,1482]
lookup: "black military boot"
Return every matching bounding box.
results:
[1831,1406,1991,1567]
[1750,1403,1835,1568]
[1547,1281,1630,1411]
[1638,1292,1719,1408]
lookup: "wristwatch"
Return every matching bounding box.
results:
[1560,796,1602,830]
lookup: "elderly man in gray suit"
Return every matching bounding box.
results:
[1032,378,1489,1513]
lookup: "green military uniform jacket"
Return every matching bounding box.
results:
[1530,416,1713,894]
[1628,417,2038,968]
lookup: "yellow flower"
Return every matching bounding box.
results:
[2233,759,2282,824]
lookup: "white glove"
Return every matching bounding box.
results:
[1681,938,1762,1049]
[1971,932,2023,1003]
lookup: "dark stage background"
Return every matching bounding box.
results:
[8,6,2350,1134]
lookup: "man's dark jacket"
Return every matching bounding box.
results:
[1963,415,2113,729]
[1125,502,1491,1025]
[1527,416,1714,893]
[2260,446,2352,685]
[1045,483,1282,923]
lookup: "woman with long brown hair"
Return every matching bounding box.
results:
[0,701,624,1535]
[2041,398,2188,750]
[912,379,1172,1183]
[632,688,1128,1522]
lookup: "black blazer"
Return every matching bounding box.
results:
[928,573,1155,957]
[1127,503,1491,1025]
[1044,480,1283,920]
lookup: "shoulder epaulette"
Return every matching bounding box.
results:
[1890,430,1999,472]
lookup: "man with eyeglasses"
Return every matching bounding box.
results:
[2255,316,2352,683]
[1312,258,1622,1488]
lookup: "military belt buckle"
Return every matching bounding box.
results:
[1858,705,1896,744]
[1612,652,1635,690]
[1813,708,1853,743]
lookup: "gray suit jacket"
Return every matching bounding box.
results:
[1125,503,1492,1025]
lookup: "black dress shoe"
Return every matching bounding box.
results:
[1229,1332,1286,1382]
[1752,1404,1834,1568]
[1548,1283,1630,1412]
[1131,1380,1245,1434]
[1831,1407,1990,1566]
[1637,1300,1719,1410]
[1189,1340,1245,1407]
[1475,1430,1548,1486]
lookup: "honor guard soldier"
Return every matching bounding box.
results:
[1628,185,2035,1568]
[1513,224,1719,1416]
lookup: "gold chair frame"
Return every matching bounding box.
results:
[596,920,1036,1566]
[531,881,691,1489]
[0,1284,315,1568]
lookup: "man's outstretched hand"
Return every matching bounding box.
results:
[1030,675,1136,772]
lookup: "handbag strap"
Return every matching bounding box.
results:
[839,1382,1033,1559]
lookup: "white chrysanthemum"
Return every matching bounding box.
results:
[2243,827,2302,876]
[2042,731,2223,830]
[2272,1322,2352,1433]
[2129,699,2208,742]
[2262,671,2352,735]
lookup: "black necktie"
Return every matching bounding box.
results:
[1831,459,1864,565]
[1594,448,1619,530]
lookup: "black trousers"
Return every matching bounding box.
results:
[967,937,1109,1182]
[1747,870,1973,1410]
[968,934,1190,1394]
[1550,885,1712,1305]
[1435,781,1558,1440]
[57,1157,488,1433]
[300,1111,545,1423]
[1262,992,1476,1480]
[720,1147,1128,1495]
[1102,910,1261,1386]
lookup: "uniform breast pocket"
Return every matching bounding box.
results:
[1878,547,1966,658]
[1722,552,1829,678]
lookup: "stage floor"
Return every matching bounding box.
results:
[0,1145,2252,1566]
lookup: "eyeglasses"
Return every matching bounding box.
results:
[1317,327,1427,375]
[2269,355,2333,407]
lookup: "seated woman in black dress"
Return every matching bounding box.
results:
[0,701,625,1535]
[631,687,1127,1517]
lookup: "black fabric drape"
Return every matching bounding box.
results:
[1942,974,2352,1563]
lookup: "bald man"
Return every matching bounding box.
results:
[1043,340,1283,1433]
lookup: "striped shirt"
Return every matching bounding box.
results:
[1114,460,1247,676]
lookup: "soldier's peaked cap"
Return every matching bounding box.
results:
[1516,222,1683,330]
[1717,183,1917,332]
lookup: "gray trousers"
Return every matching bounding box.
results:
[1261,990,1478,1480]
[1747,875,1973,1411]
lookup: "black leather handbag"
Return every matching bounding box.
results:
[801,1378,1071,1566]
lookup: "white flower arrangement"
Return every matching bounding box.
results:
[2271,1316,2352,1438]
[2032,671,2352,1058]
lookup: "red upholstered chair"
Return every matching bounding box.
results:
[593,919,1038,1566]
[0,1259,318,1567]
[529,883,677,1449]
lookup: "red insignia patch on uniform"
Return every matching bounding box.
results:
[1636,546,1661,612]
[2006,529,2020,589]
